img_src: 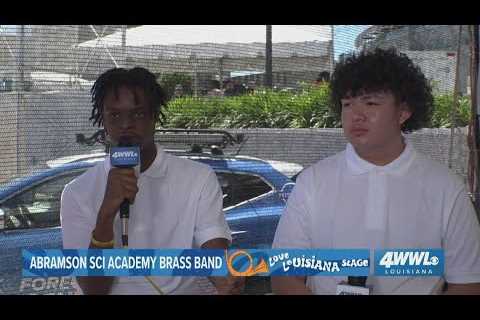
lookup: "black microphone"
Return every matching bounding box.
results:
[336,276,370,295]
[348,276,367,287]
[110,140,140,247]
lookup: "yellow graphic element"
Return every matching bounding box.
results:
[226,250,269,276]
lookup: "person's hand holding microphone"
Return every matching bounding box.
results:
[92,141,140,248]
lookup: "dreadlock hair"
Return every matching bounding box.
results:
[330,48,434,133]
[90,67,168,127]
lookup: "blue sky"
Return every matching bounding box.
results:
[333,25,370,60]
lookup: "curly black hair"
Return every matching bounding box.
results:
[90,67,168,127]
[330,48,433,133]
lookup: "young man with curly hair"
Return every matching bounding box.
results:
[272,48,480,295]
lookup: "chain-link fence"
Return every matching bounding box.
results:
[0,25,478,295]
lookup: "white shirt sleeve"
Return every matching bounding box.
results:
[272,171,312,249]
[60,183,95,249]
[193,170,232,248]
[443,187,480,284]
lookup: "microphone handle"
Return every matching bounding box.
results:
[120,199,130,219]
[120,199,130,247]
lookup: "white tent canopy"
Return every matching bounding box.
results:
[30,71,93,85]
[78,25,332,48]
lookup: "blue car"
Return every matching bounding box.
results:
[0,130,300,295]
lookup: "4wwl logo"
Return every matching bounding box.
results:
[375,249,444,277]
[110,146,140,168]
[111,151,138,159]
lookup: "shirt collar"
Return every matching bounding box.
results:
[103,143,168,178]
[345,137,416,176]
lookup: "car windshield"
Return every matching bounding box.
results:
[2,172,80,230]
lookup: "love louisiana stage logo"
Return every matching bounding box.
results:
[23,249,371,277]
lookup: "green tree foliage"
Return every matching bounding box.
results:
[430,94,471,128]
[162,84,471,129]
[158,73,193,100]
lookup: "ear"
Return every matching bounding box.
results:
[398,104,412,126]
[103,126,109,136]
[152,109,161,127]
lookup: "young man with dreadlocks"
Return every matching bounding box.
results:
[60,67,243,295]
[272,48,480,294]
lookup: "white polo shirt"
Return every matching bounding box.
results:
[273,139,480,294]
[60,144,231,295]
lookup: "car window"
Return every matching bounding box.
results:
[2,172,81,230]
[216,172,272,209]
